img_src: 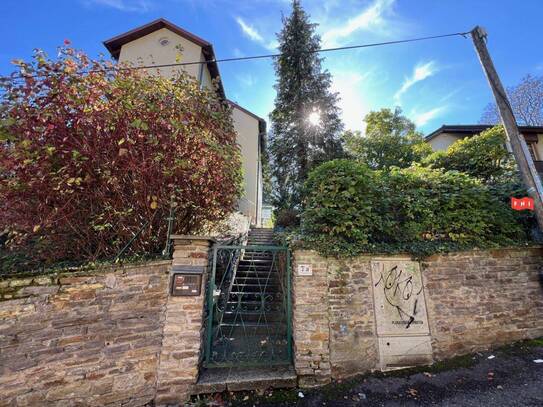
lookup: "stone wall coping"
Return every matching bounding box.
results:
[0,259,172,283]
[171,235,216,243]
[293,244,543,259]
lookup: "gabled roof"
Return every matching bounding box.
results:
[103,18,225,98]
[426,124,543,142]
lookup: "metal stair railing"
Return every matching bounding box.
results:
[210,231,247,340]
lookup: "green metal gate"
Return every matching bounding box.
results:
[203,243,292,367]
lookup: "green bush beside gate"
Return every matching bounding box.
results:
[300,160,533,258]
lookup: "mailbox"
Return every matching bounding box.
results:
[170,266,205,296]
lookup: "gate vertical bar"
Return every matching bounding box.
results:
[286,248,292,362]
[204,245,218,365]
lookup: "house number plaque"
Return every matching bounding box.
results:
[297,264,313,276]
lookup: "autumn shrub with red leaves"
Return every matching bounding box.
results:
[0,47,243,268]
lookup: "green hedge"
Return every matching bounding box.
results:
[422,126,515,182]
[301,160,533,258]
[302,160,377,251]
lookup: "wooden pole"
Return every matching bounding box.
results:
[470,26,543,230]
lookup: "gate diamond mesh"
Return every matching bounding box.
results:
[203,244,292,367]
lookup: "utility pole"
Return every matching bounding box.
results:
[470,26,543,230]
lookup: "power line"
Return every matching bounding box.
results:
[0,30,470,83]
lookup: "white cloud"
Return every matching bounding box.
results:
[394,61,437,103]
[321,0,396,47]
[235,16,264,42]
[82,0,151,12]
[412,106,446,127]
[235,17,277,51]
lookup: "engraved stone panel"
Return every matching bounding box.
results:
[371,260,430,336]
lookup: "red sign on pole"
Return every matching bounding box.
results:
[511,197,534,211]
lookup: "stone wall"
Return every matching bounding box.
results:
[3,242,542,403]
[0,261,171,406]
[292,250,331,387]
[1,236,215,406]
[423,247,543,358]
[327,257,379,378]
[155,236,212,405]
[292,246,543,385]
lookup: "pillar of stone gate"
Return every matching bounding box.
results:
[156,235,213,406]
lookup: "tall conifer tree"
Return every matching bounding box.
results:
[269,0,344,210]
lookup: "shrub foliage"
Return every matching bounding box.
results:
[0,47,243,266]
[274,208,301,230]
[423,126,514,182]
[301,160,531,258]
[302,160,376,253]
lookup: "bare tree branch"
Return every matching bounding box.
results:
[480,74,543,126]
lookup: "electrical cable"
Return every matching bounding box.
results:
[0,30,471,83]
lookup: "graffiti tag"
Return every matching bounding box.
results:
[374,265,423,329]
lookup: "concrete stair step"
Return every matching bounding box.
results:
[229,291,280,296]
[194,366,296,394]
[231,278,280,283]
[218,322,286,328]
[237,265,275,270]
[236,268,277,273]
[230,285,280,290]
[235,273,279,279]
[234,273,277,278]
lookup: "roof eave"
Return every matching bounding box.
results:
[202,46,225,99]
[227,100,266,125]
[425,124,543,141]
[103,18,225,99]
[103,18,211,59]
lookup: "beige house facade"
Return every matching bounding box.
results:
[104,18,264,225]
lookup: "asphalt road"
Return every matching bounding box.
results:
[219,340,543,407]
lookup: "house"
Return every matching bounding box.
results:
[103,18,265,226]
[425,124,543,175]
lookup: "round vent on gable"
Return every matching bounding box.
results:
[158,37,170,47]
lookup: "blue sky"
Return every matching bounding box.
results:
[1,0,542,134]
